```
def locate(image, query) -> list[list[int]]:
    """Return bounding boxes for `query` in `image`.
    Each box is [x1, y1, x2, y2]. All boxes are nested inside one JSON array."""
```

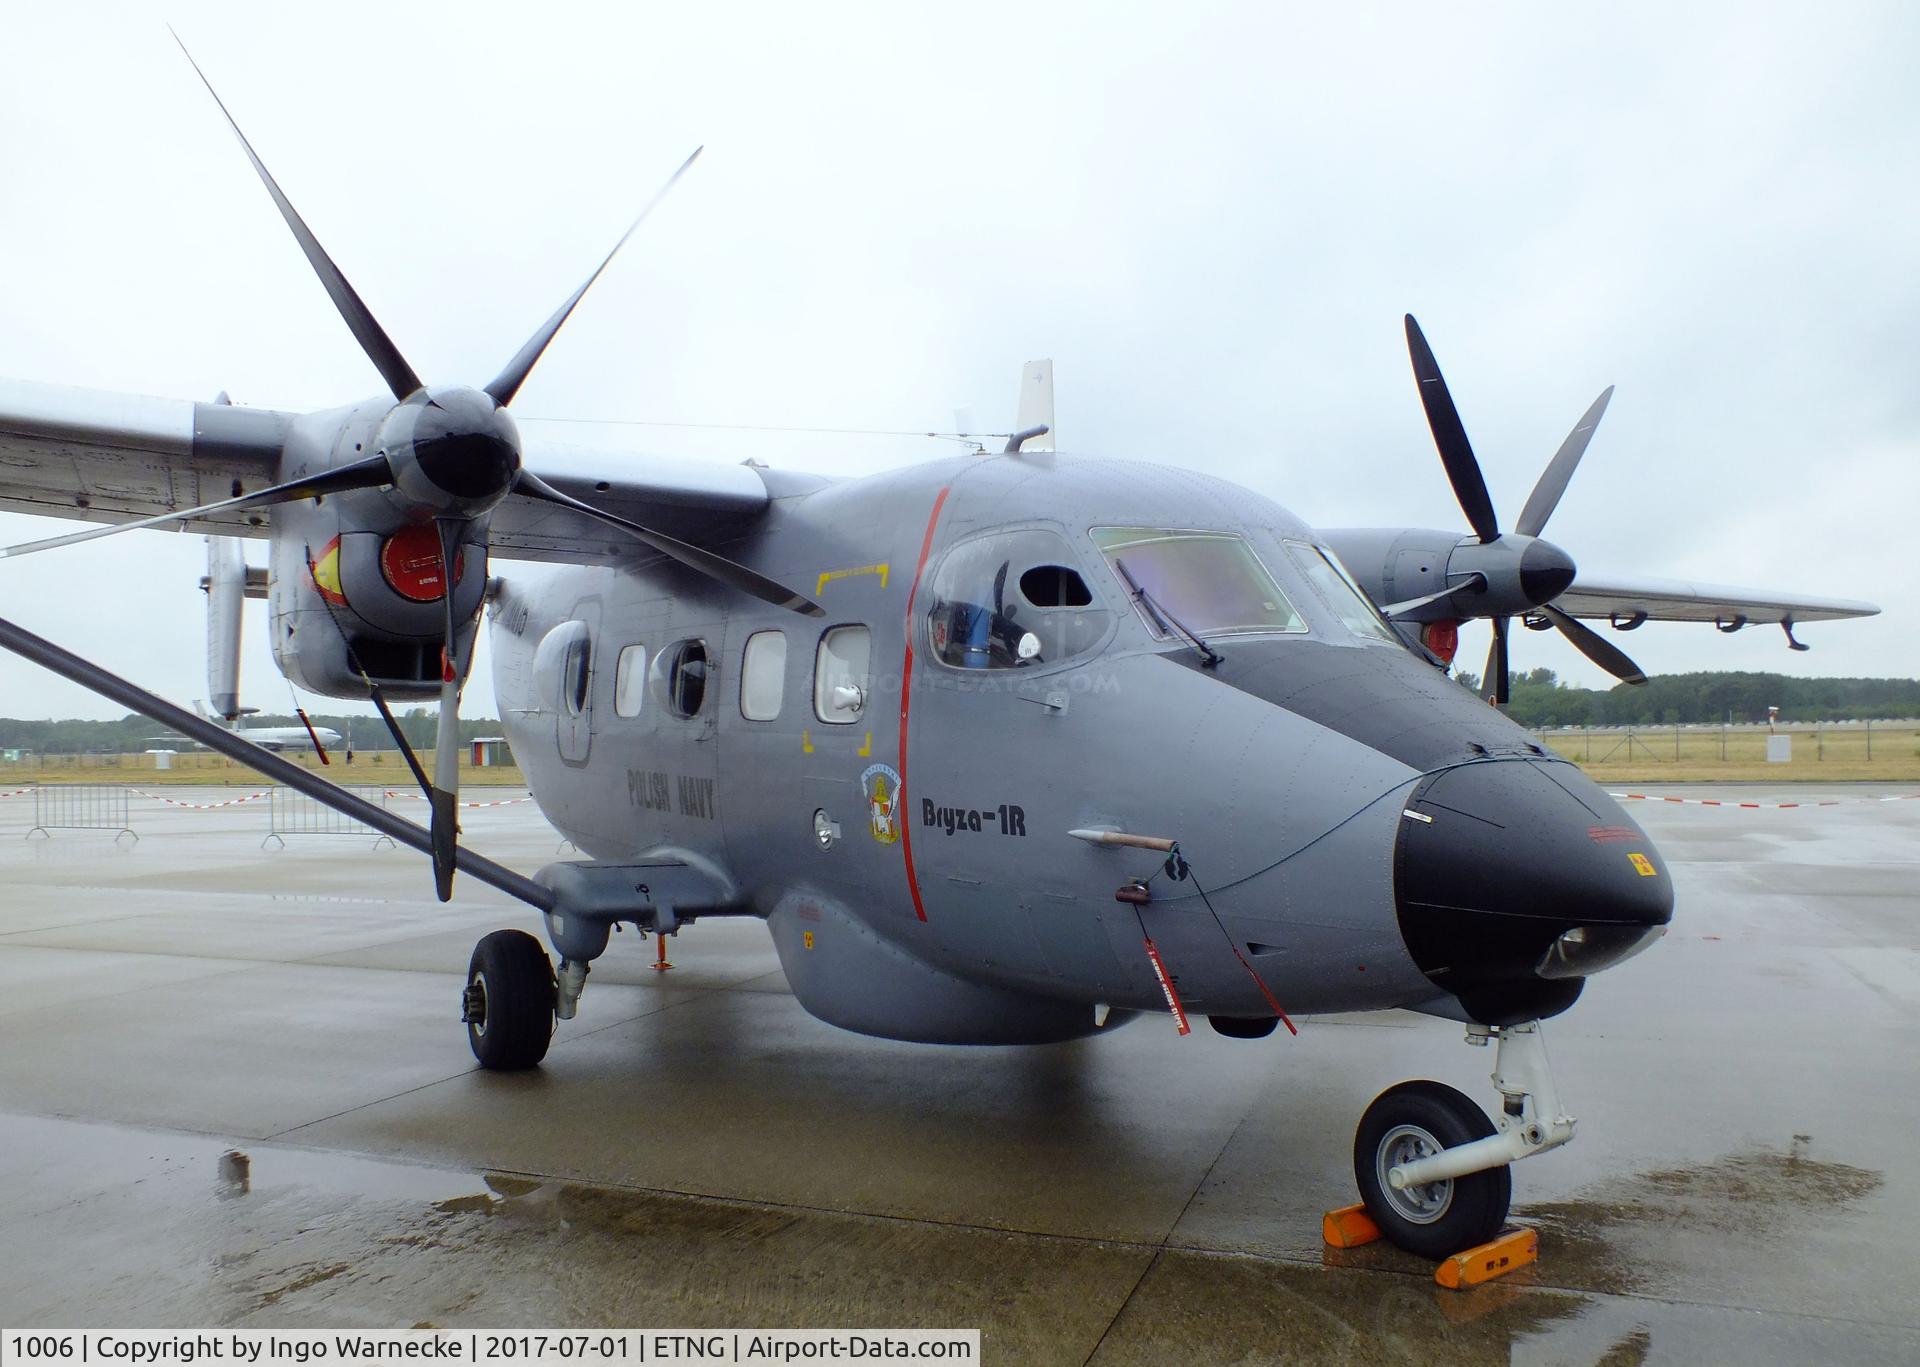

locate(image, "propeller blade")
[[1539, 604, 1647, 685], [514, 471, 824, 616], [484, 147, 704, 407], [0, 454, 393, 559], [428, 517, 470, 902], [171, 31, 424, 402], [1405, 315, 1499, 543], [1484, 614, 1511, 705], [1515, 387, 1614, 538], [1380, 573, 1487, 620]]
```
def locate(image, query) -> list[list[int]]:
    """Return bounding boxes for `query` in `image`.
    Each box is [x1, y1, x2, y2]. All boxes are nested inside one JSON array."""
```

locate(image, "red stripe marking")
[[1740, 802, 1761, 808], [896, 485, 952, 922], [1227, 944, 1298, 1036], [1143, 935, 1192, 1035]]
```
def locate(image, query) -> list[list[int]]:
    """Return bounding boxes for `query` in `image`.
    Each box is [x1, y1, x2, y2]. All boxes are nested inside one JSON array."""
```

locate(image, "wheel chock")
[[1321, 1203, 1382, 1249], [1434, 1227, 1537, 1290]]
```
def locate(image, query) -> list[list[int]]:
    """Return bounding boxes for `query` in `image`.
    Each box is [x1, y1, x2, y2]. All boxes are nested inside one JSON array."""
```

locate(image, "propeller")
[[3, 39, 823, 901], [1403, 315, 1641, 705]]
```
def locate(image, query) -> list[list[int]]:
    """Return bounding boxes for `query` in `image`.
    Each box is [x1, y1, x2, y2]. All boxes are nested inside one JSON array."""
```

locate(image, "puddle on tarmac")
[[2, 1113, 1909, 1363], [1517, 1134, 1884, 1296]]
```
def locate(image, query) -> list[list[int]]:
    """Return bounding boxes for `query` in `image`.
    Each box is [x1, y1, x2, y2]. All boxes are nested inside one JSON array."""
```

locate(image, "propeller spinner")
[[1400, 315, 1645, 705]]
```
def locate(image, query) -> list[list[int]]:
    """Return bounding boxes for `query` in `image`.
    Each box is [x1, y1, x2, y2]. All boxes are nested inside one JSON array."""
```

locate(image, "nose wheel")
[[462, 929, 557, 1070], [1354, 1080, 1511, 1258]]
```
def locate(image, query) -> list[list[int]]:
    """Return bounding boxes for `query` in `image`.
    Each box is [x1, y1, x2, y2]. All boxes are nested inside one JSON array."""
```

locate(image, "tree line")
[[1452, 670, 1920, 727], [0, 711, 506, 755]]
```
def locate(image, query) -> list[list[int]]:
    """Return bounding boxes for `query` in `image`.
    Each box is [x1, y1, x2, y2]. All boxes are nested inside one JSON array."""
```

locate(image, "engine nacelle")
[[268, 501, 487, 701]]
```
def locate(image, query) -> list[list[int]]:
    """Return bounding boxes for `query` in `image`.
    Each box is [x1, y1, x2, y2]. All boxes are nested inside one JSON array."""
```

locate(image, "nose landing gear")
[[1353, 1019, 1574, 1257]]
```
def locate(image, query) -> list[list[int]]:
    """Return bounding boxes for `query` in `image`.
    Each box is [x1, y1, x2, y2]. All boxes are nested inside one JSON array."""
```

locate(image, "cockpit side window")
[[927, 530, 1112, 670], [1286, 542, 1399, 642], [1091, 527, 1306, 638]]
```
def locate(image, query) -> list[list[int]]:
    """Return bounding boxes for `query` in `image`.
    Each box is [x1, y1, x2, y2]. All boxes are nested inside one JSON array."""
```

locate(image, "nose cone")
[[1519, 537, 1576, 605], [1395, 759, 1672, 1023]]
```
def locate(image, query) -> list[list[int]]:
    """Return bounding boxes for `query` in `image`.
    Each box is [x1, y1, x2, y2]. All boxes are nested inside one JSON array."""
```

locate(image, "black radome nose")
[[1394, 759, 1672, 1023]]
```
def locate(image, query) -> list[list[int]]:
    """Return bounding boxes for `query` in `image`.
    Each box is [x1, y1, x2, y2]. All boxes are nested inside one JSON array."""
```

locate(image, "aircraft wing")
[[0, 378, 771, 559], [0, 380, 290, 538], [1551, 573, 1880, 626]]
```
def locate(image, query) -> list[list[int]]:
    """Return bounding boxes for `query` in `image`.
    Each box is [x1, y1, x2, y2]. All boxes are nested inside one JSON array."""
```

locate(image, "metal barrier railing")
[[26, 784, 137, 843], [263, 784, 396, 850]]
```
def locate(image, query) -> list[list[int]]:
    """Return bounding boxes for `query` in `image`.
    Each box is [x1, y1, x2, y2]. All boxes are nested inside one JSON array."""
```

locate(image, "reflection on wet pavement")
[[2, 788, 1918, 1363]]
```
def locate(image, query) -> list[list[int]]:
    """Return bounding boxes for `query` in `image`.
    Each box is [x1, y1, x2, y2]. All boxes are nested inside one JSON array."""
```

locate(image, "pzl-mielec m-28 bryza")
[[0, 58, 1878, 1259]]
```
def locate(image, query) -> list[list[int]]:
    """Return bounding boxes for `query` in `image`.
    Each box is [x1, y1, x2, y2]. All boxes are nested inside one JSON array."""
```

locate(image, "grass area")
[[6, 729, 1918, 790], [1531, 725, 1920, 784], [4, 752, 526, 787]]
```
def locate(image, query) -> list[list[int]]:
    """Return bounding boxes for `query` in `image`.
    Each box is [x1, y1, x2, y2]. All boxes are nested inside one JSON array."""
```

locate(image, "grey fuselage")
[[491, 452, 1673, 1044]]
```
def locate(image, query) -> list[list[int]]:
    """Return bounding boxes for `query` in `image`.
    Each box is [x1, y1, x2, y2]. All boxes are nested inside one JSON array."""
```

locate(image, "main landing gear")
[[1352, 1020, 1575, 1258], [461, 929, 557, 1070]]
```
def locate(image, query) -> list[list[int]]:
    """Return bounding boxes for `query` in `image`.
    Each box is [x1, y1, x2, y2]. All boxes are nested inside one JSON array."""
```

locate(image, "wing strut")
[[0, 611, 555, 913]]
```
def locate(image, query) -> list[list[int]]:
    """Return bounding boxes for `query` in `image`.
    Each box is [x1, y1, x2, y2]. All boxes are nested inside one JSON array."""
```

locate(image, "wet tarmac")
[[1, 784, 1916, 1363]]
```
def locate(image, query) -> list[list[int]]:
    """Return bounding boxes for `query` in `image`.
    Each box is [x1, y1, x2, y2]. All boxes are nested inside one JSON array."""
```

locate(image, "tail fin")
[[1014, 360, 1055, 452]]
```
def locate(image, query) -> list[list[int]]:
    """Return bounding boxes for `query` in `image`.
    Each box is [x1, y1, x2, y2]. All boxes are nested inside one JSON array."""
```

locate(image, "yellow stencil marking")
[[801, 729, 815, 754], [816, 562, 891, 596], [857, 731, 872, 757], [1628, 852, 1656, 877], [803, 931, 815, 950]]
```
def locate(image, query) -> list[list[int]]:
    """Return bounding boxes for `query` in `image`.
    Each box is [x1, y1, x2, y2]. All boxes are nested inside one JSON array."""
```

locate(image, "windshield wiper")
[[1114, 558, 1223, 669]]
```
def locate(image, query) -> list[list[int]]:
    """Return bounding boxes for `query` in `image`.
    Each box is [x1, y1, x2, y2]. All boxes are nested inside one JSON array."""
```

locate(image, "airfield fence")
[[27, 784, 137, 843], [263, 784, 395, 850]]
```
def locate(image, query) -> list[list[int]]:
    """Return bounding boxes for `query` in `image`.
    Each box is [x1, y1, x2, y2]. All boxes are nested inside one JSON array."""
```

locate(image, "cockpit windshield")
[[1286, 542, 1399, 642], [1090, 528, 1305, 638]]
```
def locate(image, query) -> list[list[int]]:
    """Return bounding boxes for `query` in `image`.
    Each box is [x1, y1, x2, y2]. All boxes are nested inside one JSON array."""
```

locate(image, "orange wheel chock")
[[1434, 1227, 1538, 1290], [1321, 1203, 1383, 1249]]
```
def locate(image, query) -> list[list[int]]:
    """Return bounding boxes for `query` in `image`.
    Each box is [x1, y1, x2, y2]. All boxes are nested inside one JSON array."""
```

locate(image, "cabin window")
[[561, 635, 592, 717], [652, 639, 710, 719], [740, 630, 787, 721], [532, 620, 593, 716], [614, 644, 647, 717], [1286, 543, 1398, 642], [1091, 527, 1305, 638], [927, 530, 1112, 669], [814, 625, 871, 723]]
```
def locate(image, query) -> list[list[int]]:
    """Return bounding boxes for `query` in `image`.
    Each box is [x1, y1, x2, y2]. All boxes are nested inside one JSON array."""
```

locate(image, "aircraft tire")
[[465, 929, 556, 1070], [1353, 1080, 1510, 1259]]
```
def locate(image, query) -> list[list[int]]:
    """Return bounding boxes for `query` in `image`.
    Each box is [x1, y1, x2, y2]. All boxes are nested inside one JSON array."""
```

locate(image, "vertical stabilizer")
[[1014, 360, 1055, 451]]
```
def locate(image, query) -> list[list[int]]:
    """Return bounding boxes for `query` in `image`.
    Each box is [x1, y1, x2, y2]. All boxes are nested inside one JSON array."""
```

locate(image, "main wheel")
[[463, 930, 556, 1070], [1353, 1080, 1510, 1258]]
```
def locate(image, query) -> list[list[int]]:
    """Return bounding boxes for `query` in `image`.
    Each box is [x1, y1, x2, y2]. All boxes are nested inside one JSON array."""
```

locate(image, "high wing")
[[0, 378, 770, 561], [1550, 572, 1879, 626]]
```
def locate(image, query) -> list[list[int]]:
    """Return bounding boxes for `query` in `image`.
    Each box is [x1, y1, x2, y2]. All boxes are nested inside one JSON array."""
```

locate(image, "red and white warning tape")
[[383, 790, 534, 808], [1610, 791, 1920, 809], [128, 788, 271, 809], [0, 786, 34, 799]]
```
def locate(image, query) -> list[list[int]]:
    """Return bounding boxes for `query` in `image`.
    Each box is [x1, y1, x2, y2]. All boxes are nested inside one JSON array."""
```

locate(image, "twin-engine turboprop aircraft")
[[0, 49, 1879, 1257]]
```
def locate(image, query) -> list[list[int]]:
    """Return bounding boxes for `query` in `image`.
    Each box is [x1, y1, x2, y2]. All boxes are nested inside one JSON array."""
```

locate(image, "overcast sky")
[[2, 2, 1914, 720]]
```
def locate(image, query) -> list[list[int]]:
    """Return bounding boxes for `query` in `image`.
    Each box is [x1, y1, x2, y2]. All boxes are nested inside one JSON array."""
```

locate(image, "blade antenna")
[[485, 146, 704, 407], [170, 29, 423, 402]]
